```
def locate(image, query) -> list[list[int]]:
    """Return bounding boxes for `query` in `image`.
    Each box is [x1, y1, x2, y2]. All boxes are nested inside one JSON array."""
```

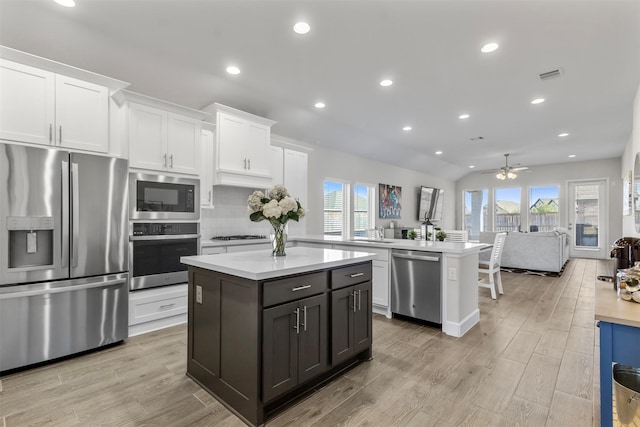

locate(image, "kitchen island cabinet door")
[[263, 300, 299, 402], [353, 282, 372, 354], [331, 286, 355, 364], [297, 293, 328, 384]]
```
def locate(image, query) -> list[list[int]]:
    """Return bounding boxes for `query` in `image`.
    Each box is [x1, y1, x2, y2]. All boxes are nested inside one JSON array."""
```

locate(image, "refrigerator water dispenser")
[[8, 216, 54, 268]]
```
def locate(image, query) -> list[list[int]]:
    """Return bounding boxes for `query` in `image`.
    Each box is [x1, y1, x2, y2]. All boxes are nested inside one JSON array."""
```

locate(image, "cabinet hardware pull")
[[159, 303, 175, 309], [358, 290, 362, 311], [163, 153, 167, 167], [208, 190, 212, 202], [49, 124, 53, 143], [291, 284, 311, 292], [247, 158, 251, 170], [169, 154, 174, 168], [353, 291, 357, 312], [294, 308, 300, 334], [349, 272, 364, 278], [302, 306, 307, 332], [244, 158, 247, 169], [59, 126, 62, 144]]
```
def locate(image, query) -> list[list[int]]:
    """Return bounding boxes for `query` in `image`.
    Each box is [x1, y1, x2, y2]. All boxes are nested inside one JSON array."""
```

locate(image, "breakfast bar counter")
[[595, 280, 640, 427], [180, 247, 374, 426]]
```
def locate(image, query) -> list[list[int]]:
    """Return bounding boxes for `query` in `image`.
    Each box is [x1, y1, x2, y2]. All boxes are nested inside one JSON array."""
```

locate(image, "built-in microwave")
[[129, 173, 200, 220]]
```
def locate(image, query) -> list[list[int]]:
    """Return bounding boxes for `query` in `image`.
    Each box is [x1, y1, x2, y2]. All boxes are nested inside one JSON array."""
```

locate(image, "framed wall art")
[[379, 183, 402, 219]]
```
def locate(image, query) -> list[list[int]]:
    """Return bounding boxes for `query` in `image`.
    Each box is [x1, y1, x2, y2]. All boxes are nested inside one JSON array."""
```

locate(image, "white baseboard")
[[442, 309, 480, 338]]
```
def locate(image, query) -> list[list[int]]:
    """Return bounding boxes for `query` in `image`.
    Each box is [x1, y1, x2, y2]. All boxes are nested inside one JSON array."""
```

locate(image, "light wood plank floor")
[[1, 258, 612, 426]]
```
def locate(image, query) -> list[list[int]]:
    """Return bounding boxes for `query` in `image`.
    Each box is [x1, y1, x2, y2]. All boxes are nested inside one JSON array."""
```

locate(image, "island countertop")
[[181, 246, 375, 281]]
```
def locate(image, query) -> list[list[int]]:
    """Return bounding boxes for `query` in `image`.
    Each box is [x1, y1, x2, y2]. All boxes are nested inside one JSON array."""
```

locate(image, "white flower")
[[262, 199, 283, 219], [247, 190, 264, 213], [279, 197, 297, 214], [268, 184, 289, 200], [297, 207, 306, 218]]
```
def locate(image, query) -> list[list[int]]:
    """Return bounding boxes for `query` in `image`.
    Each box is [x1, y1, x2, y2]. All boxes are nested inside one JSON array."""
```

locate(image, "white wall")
[[622, 83, 640, 237], [455, 158, 623, 246], [306, 146, 455, 235]]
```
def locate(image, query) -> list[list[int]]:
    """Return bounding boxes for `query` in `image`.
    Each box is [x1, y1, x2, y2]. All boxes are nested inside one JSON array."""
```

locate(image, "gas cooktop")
[[210, 235, 267, 241]]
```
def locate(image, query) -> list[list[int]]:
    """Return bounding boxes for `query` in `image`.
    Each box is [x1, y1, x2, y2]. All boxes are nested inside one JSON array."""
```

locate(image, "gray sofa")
[[479, 230, 570, 273]]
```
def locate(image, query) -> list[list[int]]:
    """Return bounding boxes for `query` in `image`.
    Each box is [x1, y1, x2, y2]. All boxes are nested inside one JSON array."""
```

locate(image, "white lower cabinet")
[[372, 260, 390, 308], [201, 246, 226, 255], [226, 243, 271, 253], [128, 284, 188, 336]]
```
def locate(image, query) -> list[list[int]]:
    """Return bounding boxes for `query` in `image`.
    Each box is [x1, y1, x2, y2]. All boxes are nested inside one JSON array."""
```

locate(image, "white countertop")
[[294, 235, 489, 255], [181, 247, 374, 281], [200, 234, 488, 254], [201, 238, 271, 248]]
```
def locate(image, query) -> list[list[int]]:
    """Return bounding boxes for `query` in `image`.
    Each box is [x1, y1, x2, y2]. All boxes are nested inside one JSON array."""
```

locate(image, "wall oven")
[[129, 222, 200, 291], [129, 173, 199, 220]]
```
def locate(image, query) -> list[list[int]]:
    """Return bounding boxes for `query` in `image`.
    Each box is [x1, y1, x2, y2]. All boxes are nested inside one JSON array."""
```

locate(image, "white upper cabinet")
[[0, 59, 109, 152], [206, 103, 276, 188], [270, 145, 284, 184], [200, 127, 215, 207], [283, 148, 308, 236], [116, 90, 209, 176]]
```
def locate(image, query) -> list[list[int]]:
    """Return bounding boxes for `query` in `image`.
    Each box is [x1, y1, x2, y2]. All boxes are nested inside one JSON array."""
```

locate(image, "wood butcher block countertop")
[[595, 280, 640, 328]]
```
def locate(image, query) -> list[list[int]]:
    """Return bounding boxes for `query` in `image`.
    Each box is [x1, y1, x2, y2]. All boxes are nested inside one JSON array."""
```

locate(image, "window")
[[528, 185, 559, 232], [464, 189, 488, 240], [495, 187, 521, 232], [323, 180, 347, 236], [353, 184, 375, 237]]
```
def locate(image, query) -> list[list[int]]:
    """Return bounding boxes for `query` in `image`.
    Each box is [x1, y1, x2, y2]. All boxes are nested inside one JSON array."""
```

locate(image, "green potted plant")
[[406, 230, 417, 240], [436, 230, 447, 241]]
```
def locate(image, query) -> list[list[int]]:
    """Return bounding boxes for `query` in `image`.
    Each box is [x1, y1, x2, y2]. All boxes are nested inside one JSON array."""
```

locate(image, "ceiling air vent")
[[539, 68, 563, 81]]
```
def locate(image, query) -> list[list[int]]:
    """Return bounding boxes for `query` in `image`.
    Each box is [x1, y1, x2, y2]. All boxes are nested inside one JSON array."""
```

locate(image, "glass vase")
[[270, 223, 288, 256]]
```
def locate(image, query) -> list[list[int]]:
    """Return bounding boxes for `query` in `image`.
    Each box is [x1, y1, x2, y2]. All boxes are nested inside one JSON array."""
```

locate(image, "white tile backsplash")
[[201, 186, 272, 238]]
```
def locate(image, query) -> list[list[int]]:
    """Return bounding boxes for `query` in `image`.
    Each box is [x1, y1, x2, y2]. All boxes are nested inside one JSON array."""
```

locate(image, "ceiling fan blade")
[[480, 169, 502, 174], [511, 166, 529, 171]]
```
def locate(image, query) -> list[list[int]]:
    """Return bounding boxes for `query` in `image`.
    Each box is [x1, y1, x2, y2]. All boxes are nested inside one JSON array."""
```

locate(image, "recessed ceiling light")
[[293, 22, 310, 34], [402, 126, 412, 131], [568, 154, 576, 158], [558, 133, 569, 137], [435, 151, 443, 155], [459, 114, 470, 119], [54, 0, 75, 6], [481, 42, 499, 53], [314, 102, 325, 109], [531, 98, 545, 105], [469, 165, 475, 169], [226, 66, 240, 75], [379, 79, 393, 87]]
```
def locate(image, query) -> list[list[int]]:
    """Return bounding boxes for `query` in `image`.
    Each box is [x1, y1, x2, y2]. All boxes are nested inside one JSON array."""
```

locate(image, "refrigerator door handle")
[[61, 160, 70, 268], [0, 277, 126, 300], [71, 162, 80, 268]]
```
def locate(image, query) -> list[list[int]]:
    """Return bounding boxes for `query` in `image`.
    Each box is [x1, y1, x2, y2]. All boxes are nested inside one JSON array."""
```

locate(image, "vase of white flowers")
[[248, 184, 305, 256]]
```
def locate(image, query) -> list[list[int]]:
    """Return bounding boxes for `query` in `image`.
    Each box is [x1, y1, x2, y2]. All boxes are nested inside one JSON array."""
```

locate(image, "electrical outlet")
[[448, 267, 457, 281], [196, 285, 203, 304]]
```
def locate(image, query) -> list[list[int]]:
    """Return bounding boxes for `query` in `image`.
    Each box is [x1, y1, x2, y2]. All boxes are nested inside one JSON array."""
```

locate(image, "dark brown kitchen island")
[[181, 247, 374, 426]]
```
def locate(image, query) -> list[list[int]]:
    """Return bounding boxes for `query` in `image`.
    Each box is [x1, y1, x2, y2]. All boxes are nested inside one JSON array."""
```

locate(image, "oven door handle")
[[129, 234, 201, 241]]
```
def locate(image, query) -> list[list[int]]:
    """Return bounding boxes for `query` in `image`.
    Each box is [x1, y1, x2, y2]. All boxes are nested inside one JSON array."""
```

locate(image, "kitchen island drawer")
[[331, 263, 372, 289], [263, 271, 328, 307]]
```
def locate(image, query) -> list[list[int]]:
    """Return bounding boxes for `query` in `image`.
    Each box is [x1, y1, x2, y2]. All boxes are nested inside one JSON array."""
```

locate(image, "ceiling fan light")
[[496, 172, 506, 180], [507, 171, 517, 179]]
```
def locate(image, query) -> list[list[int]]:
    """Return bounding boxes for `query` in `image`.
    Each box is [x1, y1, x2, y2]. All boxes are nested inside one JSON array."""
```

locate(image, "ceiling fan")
[[482, 154, 529, 180]]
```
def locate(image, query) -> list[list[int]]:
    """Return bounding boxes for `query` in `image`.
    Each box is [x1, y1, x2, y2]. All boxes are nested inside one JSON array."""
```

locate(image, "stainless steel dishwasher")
[[391, 250, 441, 324]]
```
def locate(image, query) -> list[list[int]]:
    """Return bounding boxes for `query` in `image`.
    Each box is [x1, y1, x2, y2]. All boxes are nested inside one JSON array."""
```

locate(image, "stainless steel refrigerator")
[[0, 142, 129, 372]]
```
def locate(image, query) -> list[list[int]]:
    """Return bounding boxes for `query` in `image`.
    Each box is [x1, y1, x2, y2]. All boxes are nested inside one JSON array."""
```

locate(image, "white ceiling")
[[1, 0, 639, 181]]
